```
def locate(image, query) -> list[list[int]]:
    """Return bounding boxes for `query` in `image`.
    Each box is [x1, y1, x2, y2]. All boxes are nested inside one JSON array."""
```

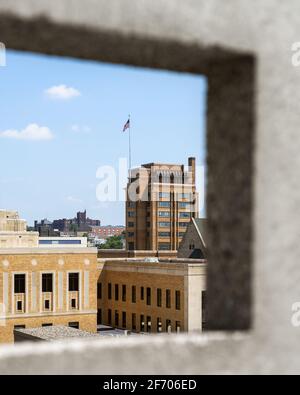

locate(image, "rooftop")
[[14, 325, 143, 342], [14, 326, 101, 341]]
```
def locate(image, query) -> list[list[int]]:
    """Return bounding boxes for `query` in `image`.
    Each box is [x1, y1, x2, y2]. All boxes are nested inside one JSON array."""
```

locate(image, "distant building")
[[0, 209, 39, 248], [97, 257, 206, 333], [178, 218, 207, 259], [90, 225, 125, 239], [126, 157, 199, 251], [34, 219, 59, 237], [77, 210, 101, 230], [35, 211, 101, 234]]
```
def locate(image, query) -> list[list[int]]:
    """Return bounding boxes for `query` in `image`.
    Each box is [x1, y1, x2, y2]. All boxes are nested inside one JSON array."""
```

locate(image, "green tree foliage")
[[99, 235, 124, 250]]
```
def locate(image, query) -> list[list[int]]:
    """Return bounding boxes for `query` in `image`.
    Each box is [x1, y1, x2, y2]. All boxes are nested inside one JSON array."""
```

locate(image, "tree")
[[99, 235, 123, 250]]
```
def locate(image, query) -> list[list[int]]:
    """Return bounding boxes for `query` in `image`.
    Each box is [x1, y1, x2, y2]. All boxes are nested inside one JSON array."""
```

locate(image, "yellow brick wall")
[[0, 251, 98, 344], [97, 263, 185, 333]]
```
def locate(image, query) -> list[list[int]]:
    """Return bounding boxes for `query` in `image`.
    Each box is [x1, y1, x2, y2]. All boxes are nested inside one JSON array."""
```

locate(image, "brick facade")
[[0, 250, 98, 343]]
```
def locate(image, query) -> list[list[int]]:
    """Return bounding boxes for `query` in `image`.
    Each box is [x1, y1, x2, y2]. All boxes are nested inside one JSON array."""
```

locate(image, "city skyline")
[[0, 50, 207, 226]]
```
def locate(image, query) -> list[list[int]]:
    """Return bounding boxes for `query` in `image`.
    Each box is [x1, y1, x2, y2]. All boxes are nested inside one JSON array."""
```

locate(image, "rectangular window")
[[17, 301, 23, 311], [14, 274, 25, 294], [115, 310, 119, 327], [108, 283, 112, 300], [122, 312, 126, 328], [71, 298, 76, 309], [157, 318, 162, 333], [166, 289, 171, 308], [14, 325, 25, 330], [115, 284, 119, 301], [166, 319, 172, 332], [42, 323, 53, 327], [158, 202, 171, 208], [122, 285, 126, 302], [69, 273, 79, 292], [132, 313, 136, 331], [179, 202, 190, 209], [158, 243, 171, 251], [177, 193, 192, 200], [157, 288, 162, 307], [159, 192, 170, 199], [147, 316, 151, 333], [146, 287, 151, 306], [179, 212, 191, 219], [128, 202, 135, 208], [97, 309, 102, 325], [128, 242, 135, 251], [42, 273, 53, 293], [175, 290, 181, 310], [44, 300, 50, 310], [68, 322, 79, 329], [158, 232, 171, 238], [132, 286, 136, 303], [159, 211, 170, 218], [177, 222, 189, 228], [128, 211, 135, 217], [97, 283, 102, 299], [108, 309, 112, 325], [159, 222, 170, 228], [140, 315, 145, 332], [128, 222, 135, 228], [141, 286, 144, 301], [128, 232, 135, 238]]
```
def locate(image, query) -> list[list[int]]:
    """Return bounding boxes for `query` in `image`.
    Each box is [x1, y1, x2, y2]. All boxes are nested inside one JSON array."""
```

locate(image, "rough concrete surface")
[[0, 0, 300, 374]]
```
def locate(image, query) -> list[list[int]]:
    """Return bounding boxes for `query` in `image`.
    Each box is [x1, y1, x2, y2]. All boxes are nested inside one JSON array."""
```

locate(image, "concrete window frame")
[[0, 1, 260, 374]]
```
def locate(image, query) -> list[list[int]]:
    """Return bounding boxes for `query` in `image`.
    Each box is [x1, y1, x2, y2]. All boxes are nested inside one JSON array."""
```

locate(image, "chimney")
[[188, 157, 196, 185]]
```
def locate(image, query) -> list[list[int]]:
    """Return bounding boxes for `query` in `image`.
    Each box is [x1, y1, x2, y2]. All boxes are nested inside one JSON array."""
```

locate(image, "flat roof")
[[14, 326, 100, 341], [14, 325, 143, 341]]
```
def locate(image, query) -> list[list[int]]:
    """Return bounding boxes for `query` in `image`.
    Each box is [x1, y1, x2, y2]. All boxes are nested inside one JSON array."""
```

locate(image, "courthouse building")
[[0, 210, 98, 344], [126, 158, 199, 251]]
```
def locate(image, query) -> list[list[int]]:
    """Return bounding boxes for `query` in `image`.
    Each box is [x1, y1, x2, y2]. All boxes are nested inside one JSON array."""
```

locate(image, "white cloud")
[[45, 84, 81, 100], [0, 124, 54, 141], [71, 124, 91, 133]]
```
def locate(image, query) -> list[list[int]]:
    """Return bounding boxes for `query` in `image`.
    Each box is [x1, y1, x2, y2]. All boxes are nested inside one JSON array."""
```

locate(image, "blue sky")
[[0, 50, 207, 226]]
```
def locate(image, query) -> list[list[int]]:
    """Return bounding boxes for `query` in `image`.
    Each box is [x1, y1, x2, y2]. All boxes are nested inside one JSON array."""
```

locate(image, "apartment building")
[[90, 225, 125, 239], [0, 210, 98, 344], [97, 257, 206, 333], [126, 157, 199, 251]]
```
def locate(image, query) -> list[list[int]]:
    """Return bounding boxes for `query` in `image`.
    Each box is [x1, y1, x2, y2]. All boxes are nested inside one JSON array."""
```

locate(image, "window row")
[[14, 272, 80, 294], [99, 309, 181, 333], [98, 283, 181, 310]]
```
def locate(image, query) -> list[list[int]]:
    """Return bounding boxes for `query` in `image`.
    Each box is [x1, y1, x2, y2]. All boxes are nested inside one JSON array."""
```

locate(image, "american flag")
[[123, 119, 130, 132]]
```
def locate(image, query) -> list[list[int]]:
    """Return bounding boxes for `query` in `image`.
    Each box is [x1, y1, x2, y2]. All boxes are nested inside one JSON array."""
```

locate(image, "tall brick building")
[[126, 158, 199, 251]]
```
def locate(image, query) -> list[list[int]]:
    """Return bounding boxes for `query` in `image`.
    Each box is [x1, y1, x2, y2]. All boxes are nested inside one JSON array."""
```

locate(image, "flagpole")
[[128, 114, 132, 178]]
